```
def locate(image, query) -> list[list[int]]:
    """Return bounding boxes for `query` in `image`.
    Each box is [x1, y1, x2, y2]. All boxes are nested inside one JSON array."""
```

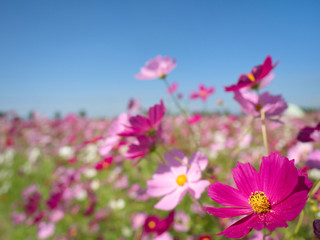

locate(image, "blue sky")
[[1, 0, 320, 117]]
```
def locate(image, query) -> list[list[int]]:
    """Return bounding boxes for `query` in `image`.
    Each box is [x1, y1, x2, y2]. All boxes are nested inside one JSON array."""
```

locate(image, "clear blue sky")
[[1, 0, 320, 117]]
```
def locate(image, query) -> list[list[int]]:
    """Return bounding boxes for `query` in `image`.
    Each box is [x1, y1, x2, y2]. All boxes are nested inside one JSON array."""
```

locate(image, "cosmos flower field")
[[1, 56, 320, 240]]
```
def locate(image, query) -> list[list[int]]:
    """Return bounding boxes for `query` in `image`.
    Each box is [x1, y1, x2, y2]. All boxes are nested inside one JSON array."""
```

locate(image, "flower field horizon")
[[1, 55, 320, 240]]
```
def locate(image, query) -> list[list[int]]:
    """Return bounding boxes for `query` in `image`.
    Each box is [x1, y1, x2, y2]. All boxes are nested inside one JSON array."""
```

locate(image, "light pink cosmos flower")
[[37, 222, 55, 239], [167, 82, 178, 94], [147, 149, 210, 211], [190, 84, 215, 102], [99, 113, 128, 157], [135, 55, 177, 80], [234, 91, 287, 120], [204, 152, 312, 239]]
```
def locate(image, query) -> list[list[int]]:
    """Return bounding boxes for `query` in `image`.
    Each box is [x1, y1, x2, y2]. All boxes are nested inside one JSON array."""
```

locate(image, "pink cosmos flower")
[[37, 222, 55, 239], [99, 113, 128, 157], [234, 91, 287, 120], [135, 55, 177, 80], [124, 135, 156, 160], [297, 122, 320, 142], [204, 152, 312, 239], [119, 100, 166, 137], [190, 84, 215, 102], [142, 211, 174, 240], [167, 82, 178, 94], [225, 55, 279, 92], [95, 156, 113, 170], [188, 114, 202, 125], [127, 98, 141, 113], [147, 149, 210, 210], [307, 150, 320, 169]]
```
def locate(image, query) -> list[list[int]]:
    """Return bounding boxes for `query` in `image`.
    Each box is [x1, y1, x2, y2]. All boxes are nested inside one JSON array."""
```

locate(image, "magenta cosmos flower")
[[204, 152, 312, 239], [147, 149, 210, 210], [135, 55, 177, 80], [297, 122, 320, 143], [190, 84, 215, 102], [119, 100, 166, 137], [225, 55, 278, 92], [234, 91, 287, 120]]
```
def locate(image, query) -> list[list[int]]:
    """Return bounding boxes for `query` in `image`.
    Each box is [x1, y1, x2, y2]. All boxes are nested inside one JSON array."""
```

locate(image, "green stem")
[[294, 210, 304, 235], [260, 107, 269, 156], [162, 78, 199, 149]]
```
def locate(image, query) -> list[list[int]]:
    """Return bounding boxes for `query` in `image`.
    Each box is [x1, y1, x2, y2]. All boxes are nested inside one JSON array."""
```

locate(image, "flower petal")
[[259, 153, 298, 204], [154, 186, 188, 211], [217, 214, 256, 238], [188, 180, 210, 199], [271, 174, 311, 221], [204, 206, 252, 218], [164, 149, 188, 176], [207, 182, 250, 208], [187, 152, 208, 181], [147, 179, 176, 197]]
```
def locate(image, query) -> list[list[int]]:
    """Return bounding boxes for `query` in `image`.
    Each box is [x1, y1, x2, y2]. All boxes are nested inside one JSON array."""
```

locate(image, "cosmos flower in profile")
[[135, 55, 177, 80], [204, 152, 312, 239], [233, 91, 287, 120], [119, 100, 166, 137], [225, 55, 278, 92], [190, 84, 215, 102], [147, 149, 210, 211]]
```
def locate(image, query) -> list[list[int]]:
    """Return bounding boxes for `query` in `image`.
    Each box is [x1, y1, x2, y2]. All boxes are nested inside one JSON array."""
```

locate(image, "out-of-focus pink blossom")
[[188, 114, 202, 125], [190, 84, 215, 102], [99, 113, 129, 157], [37, 222, 55, 239], [95, 156, 113, 170], [11, 212, 26, 226], [119, 101, 166, 137], [307, 150, 320, 169], [135, 56, 177, 80], [173, 211, 190, 232], [225, 56, 278, 92], [287, 142, 313, 165], [167, 82, 178, 94], [297, 122, 320, 142], [125, 135, 156, 160], [128, 98, 141, 113], [234, 91, 287, 120], [147, 149, 209, 210]]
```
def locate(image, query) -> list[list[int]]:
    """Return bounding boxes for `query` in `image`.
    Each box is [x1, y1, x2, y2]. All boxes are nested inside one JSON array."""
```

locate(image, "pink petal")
[[231, 162, 260, 197], [165, 149, 188, 176], [187, 152, 208, 181], [259, 153, 298, 205], [147, 179, 177, 197], [148, 100, 166, 127], [188, 180, 210, 199], [154, 232, 173, 240], [204, 206, 252, 218], [218, 214, 256, 238], [207, 182, 250, 208], [154, 186, 188, 211]]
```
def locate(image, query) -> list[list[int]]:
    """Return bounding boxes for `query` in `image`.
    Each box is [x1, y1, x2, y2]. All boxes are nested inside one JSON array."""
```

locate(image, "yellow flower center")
[[102, 161, 110, 169], [248, 73, 256, 82], [176, 174, 187, 186], [248, 191, 270, 213], [200, 90, 207, 97], [202, 238, 210, 240], [148, 220, 156, 229]]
